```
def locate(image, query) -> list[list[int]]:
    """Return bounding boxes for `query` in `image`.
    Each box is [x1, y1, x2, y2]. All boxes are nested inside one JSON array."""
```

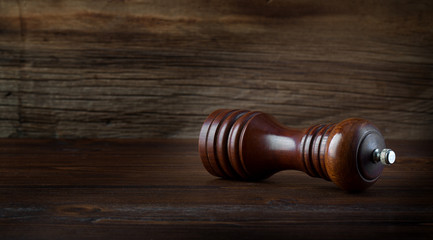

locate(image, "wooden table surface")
[[1, 139, 432, 239]]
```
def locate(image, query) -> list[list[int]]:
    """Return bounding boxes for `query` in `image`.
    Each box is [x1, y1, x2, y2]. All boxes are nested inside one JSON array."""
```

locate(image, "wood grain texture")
[[0, 0, 432, 139], [0, 139, 432, 240]]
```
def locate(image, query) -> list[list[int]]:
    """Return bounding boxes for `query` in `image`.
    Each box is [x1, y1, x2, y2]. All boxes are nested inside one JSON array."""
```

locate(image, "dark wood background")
[[1, 0, 432, 139]]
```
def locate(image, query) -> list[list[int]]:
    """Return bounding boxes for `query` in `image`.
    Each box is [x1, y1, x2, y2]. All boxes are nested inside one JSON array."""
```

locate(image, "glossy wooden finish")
[[199, 109, 391, 191], [1, 139, 432, 240]]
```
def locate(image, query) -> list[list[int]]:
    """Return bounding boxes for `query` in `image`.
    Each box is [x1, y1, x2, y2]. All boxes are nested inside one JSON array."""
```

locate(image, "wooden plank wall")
[[0, 0, 432, 139]]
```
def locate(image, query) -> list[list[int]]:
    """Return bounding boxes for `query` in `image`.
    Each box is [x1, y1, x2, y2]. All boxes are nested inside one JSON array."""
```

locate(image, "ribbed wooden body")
[[199, 109, 390, 192]]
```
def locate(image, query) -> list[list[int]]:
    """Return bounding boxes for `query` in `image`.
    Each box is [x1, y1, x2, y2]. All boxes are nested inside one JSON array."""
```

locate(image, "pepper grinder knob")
[[373, 149, 396, 165]]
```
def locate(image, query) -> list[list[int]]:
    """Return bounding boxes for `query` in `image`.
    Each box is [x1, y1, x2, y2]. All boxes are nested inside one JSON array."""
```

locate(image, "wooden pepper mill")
[[199, 109, 396, 192]]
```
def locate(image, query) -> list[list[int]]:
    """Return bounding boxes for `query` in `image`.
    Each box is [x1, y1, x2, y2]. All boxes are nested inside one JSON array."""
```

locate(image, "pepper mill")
[[198, 109, 396, 192]]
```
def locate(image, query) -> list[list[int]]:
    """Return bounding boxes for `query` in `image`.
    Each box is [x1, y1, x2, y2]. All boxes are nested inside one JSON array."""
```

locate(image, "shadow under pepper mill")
[[198, 109, 396, 192]]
